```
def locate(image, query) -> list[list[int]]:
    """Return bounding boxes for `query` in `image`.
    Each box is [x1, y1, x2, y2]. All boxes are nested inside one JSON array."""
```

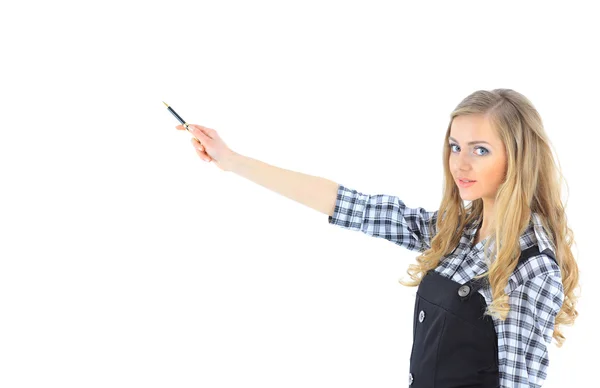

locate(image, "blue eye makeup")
[[449, 143, 489, 156]]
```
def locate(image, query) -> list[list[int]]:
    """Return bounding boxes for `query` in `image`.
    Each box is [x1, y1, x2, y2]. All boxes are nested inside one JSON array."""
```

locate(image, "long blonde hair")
[[399, 88, 579, 347]]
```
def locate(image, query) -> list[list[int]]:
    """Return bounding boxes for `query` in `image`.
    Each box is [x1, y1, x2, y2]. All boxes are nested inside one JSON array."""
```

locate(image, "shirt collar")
[[468, 212, 556, 262], [527, 212, 557, 256]]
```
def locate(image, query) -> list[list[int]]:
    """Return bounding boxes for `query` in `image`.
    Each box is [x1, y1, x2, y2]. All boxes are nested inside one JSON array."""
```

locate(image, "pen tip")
[[162, 101, 169, 107]]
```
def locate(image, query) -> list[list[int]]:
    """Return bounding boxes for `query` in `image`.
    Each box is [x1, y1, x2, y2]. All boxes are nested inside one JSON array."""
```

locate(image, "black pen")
[[163, 101, 193, 133]]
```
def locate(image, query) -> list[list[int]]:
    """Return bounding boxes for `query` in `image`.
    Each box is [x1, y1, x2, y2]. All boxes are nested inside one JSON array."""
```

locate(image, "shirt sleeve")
[[494, 273, 564, 387], [327, 183, 438, 252]]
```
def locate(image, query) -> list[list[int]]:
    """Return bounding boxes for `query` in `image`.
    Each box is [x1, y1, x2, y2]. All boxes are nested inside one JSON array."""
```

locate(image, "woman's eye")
[[475, 147, 489, 156], [449, 143, 489, 156]]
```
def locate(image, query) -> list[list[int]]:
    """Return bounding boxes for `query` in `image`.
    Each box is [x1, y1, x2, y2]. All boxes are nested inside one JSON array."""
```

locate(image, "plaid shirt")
[[328, 184, 564, 388]]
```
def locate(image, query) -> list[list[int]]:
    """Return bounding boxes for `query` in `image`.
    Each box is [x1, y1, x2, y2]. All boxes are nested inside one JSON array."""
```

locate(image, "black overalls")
[[407, 244, 557, 387]]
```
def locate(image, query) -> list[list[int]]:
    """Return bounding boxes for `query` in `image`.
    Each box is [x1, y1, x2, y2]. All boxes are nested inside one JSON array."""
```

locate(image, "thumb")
[[188, 125, 209, 140], [192, 124, 217, 138]]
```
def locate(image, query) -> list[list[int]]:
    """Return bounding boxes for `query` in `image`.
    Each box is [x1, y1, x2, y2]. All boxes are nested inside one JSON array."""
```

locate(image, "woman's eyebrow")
[[449, 136, 492, 146]]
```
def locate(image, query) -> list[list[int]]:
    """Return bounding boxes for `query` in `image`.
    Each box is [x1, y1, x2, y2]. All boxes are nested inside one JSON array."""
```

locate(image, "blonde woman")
[[177, 88, 579, 388]]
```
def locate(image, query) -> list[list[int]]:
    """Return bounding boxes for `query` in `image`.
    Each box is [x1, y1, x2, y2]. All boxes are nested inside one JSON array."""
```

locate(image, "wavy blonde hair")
[[399, 88, 579, 347]]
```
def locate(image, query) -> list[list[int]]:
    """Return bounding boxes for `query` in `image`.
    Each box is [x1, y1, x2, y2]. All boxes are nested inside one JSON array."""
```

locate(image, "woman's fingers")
[[195, 147, 212, 162], [191, 138, 212, 162], [175, 124, 216, 163]]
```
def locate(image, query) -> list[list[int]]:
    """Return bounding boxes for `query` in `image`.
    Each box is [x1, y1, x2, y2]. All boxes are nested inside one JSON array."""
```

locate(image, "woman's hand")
[[176, 124, 235, 171]]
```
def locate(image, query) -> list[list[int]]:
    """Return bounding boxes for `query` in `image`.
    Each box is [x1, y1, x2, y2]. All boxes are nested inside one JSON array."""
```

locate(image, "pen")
[[163, 101, 193, 134]]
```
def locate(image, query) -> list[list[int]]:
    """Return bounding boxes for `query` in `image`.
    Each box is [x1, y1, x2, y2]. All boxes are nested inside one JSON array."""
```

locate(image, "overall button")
[[418, 310, 425, 322], [408, 372, 413, 385], [458, 285, 471, 297]]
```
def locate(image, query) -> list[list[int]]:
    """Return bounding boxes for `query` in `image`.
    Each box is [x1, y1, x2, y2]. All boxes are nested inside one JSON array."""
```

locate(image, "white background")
[[1, 1, 597, 387]]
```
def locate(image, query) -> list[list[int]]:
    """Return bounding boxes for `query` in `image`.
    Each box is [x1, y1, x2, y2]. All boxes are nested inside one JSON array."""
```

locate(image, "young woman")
[[177, 88, 579, 387]]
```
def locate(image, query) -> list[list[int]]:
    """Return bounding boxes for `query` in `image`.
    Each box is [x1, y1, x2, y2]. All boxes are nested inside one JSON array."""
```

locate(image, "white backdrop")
[[1, 1, 596, 387]]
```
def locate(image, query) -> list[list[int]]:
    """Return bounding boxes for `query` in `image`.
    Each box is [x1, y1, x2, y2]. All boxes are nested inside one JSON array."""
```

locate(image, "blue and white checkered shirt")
[[327, 184, 564, 388]]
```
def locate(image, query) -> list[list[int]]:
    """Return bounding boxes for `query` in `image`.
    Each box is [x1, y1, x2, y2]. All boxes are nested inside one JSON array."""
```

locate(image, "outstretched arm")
[[227, 152, 340, 217], [328, 184, 438, 252]]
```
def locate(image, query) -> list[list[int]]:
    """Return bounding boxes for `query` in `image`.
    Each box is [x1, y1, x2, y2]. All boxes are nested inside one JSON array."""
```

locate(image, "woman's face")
[[448, 114, 507, 202]]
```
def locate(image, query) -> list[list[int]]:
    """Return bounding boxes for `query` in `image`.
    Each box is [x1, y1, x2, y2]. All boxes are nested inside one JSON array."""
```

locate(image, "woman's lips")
[[458, 179, 477, 188]]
